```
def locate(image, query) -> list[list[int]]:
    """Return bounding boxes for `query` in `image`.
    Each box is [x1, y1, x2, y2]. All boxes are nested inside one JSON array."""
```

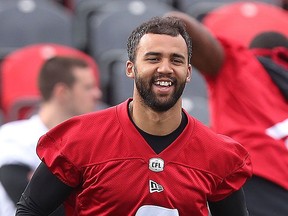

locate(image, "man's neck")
[[38, 103, 72, 129], [129, 99, 183, 136]]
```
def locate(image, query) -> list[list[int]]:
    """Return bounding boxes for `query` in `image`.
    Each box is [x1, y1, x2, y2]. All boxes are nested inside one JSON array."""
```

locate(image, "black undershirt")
[[135, 111, 187, 154]]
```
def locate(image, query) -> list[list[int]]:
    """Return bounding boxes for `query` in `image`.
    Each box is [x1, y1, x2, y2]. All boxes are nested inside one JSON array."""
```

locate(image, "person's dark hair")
[[38, 56, 89, 101], [127, 16, 192, 63], [249, 31, 288, 49]]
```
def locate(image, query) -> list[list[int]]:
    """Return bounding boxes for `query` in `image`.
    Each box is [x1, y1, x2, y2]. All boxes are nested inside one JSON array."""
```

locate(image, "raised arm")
[[166, 11, 225, 77]]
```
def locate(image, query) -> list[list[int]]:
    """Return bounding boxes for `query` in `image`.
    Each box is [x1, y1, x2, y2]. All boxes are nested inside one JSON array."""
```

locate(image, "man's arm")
[[208, 188, 249, 216], [16, 162, 73, 215], [166, 11, 224, 77]]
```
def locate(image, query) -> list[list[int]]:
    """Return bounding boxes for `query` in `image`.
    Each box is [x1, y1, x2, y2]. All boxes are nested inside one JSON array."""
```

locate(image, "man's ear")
[[53, 83, 67, 98], [126, 60, 135, 78], [186, 64, 192, 82]]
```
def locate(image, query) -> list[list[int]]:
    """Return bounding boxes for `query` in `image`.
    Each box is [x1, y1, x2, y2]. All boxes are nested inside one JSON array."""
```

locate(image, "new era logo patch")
[[149, 180, 164, 193]]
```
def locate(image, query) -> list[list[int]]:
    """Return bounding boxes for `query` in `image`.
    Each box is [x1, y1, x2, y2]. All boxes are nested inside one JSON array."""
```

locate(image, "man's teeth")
[[156, 81, 172, 86]]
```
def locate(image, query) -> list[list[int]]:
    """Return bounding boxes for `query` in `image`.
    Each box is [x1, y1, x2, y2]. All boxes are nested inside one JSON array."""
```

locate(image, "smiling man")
[[16, 16, 252, 216], [128, 33, 189, 113]]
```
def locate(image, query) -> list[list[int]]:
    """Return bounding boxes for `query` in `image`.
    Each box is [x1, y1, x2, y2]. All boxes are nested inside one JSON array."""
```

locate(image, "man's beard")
[[134, 67, 186, 112]]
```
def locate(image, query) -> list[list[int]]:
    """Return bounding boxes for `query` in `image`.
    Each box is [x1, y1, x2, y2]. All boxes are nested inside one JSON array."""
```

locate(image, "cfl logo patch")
[[149, 158, 164, 172]]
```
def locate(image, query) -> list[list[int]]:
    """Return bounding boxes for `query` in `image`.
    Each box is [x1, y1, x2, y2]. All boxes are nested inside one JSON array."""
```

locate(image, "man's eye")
[[172, 59, 183, 64], [147, 58, 159, 62]]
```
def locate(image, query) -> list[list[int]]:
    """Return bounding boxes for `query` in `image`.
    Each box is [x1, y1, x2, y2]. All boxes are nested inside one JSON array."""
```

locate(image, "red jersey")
[[205, 37, 288, 189], [37, 99, 251, 216]]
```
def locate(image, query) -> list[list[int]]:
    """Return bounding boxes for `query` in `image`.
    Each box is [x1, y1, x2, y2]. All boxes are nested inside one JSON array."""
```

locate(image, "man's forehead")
[[137, 33, 188, 56]]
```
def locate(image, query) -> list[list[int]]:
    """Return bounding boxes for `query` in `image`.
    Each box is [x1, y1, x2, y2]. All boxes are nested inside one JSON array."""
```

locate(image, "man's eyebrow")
[[144, 52, 185, 60], [144, 52, 161, 57]]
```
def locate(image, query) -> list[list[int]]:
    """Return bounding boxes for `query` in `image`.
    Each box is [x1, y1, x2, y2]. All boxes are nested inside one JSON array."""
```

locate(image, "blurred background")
[[0, 0, 287, 126]]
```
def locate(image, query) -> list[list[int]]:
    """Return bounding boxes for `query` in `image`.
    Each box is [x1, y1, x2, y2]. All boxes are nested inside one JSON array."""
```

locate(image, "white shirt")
[[0, 115, 48, 216]]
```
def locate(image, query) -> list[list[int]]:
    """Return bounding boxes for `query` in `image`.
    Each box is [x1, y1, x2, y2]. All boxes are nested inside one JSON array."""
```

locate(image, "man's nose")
[[157, 59, 173, 74]]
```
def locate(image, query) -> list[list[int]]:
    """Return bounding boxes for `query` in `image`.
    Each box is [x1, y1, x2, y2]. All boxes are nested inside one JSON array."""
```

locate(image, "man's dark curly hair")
[[127, 16, 192, 64]]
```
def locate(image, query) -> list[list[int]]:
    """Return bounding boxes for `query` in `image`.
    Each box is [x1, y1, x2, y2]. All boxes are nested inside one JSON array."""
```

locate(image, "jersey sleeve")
[[36, 117, 83, 187], [210, 155, 251, 202], [208, 135, 253, 202]]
